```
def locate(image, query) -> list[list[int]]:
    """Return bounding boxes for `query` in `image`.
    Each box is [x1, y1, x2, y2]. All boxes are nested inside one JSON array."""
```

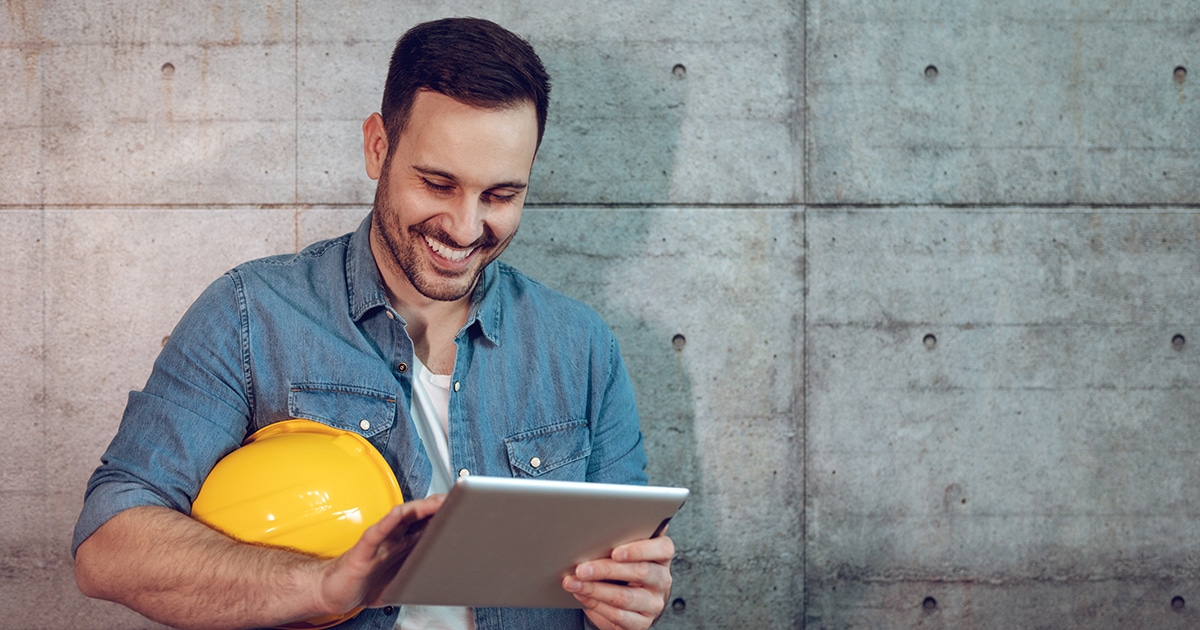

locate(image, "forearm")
[[75, 505, 333, 630]]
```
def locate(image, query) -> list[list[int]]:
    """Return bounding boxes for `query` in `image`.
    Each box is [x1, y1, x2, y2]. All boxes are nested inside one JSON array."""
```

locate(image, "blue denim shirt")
[[73, 215, 648, 630]]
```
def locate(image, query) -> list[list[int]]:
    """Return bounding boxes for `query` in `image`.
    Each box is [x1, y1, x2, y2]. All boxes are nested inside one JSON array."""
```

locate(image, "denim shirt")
[[73, 215, 648, 630]]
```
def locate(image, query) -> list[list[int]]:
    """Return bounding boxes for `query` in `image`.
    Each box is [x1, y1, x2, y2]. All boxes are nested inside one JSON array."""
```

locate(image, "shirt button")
[[453, 381, 461, 392], [458, 468, 471, 478], [383, 606, 395, 615], [530, 457, 542, 469], [386, 311, 395, 320], [359, 419, 371, 431], [397, 362, 409, 373]]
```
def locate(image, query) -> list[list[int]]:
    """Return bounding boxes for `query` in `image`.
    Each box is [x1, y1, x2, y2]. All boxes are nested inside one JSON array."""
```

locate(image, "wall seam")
[[800, 0, 810, 626]]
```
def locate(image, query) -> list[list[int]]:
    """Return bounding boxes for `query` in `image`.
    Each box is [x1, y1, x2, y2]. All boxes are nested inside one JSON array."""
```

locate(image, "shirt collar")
[[345, 214, 390, 322], [467, 262, 503, 346], [345, 212, 503, 346]]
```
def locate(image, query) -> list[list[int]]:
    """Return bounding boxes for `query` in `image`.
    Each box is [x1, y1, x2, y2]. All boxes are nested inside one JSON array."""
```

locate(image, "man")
[[72, 17, 674, 630]]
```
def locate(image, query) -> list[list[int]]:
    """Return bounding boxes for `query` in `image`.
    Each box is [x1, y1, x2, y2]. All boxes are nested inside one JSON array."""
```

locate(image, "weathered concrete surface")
[[807, 579, 1198, 629], [5, 3, 297, 206], [806, 209, 1200, 627], [4, 0, 1200, 629], [807, 1, 1200, 205]]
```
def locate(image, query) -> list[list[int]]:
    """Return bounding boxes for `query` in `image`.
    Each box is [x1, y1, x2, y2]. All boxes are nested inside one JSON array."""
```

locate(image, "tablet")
[[379, 476, 689, 608]]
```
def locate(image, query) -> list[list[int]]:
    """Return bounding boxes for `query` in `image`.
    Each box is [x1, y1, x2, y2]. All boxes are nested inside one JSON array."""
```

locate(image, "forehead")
[[396, 91, 539, 185]]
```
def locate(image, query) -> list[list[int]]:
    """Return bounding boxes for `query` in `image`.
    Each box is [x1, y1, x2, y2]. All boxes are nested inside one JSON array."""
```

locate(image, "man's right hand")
[[75, 495, 446, 630]]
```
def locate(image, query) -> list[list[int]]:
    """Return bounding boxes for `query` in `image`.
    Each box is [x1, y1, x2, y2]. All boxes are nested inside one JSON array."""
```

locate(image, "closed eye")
[[484, 190, 521, 204], [422, 178, 453, 194]]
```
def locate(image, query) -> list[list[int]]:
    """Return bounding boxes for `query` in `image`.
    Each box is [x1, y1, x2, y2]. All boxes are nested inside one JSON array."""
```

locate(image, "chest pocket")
[[504, 419, 592, 480], [287, 383, 397, 440]]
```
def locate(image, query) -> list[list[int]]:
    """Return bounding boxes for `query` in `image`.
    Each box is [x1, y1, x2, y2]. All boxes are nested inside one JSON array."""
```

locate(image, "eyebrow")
[[412, 165, 528, 191]]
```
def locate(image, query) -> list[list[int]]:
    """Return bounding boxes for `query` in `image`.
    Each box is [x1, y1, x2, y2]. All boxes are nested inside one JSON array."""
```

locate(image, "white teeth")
[[425, 235, 473, 262]]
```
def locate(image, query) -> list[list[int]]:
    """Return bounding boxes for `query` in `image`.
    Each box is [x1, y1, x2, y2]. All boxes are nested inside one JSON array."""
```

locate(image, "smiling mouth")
[[424, 235, 475, 262]]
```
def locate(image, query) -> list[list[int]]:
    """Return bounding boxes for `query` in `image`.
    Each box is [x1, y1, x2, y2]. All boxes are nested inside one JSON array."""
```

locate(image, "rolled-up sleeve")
[[72, 274, 252, 555]]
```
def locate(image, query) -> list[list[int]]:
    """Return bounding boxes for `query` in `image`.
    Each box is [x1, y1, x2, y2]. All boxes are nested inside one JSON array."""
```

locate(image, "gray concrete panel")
[[501, 207, 805, 628], [25, 1, 293, 45], [39, 43, 296, 205], [806, 579, 1198, 629], [1, 48, 43, 205], [296, 205, 369, 246], [4, 3, 297, 206], [0, 211, 47, 555], [535, 37, 801, 205], [296, 39, 385, 205], [293, 1, 803, 206], [807, 1, 1200, 204], [806, 209, 1200, 624]]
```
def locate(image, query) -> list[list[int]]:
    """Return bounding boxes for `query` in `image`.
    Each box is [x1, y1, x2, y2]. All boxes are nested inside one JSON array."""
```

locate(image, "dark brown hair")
[[380, 17, 551, 152]]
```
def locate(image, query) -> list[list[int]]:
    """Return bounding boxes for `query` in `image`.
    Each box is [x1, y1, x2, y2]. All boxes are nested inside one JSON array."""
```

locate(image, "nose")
[[442, 195, 487, 247]]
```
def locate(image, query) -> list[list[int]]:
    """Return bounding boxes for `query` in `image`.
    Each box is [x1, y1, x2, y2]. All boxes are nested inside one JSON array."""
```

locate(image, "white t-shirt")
[[395, 357, 475, 630]]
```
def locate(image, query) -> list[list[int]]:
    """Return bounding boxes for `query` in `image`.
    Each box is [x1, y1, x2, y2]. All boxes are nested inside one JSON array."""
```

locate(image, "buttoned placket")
[[373, 304, 431, 502]]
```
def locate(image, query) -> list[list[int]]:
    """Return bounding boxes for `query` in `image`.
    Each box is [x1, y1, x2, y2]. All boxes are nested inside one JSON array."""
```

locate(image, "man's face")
[[369, 90, 538, 304]]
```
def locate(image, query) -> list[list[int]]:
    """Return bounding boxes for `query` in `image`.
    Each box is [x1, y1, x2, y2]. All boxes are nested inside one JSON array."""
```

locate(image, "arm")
[[75, 497, 444, 630]]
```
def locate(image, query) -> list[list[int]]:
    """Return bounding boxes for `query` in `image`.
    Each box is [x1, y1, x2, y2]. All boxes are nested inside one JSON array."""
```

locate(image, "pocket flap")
[[504, 419, 592, 477], [287, 383, 397, 439]]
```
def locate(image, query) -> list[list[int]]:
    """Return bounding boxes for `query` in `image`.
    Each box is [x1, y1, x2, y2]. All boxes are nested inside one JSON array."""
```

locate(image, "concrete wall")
[[1, 1, 1196, 628]]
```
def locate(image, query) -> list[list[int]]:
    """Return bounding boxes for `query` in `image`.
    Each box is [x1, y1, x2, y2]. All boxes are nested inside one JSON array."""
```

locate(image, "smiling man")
[[72, 17, 673, 630]]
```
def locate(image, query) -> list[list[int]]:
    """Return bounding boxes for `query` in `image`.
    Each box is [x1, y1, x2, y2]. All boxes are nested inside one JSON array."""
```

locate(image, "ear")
[[362, 113, 389, 181]]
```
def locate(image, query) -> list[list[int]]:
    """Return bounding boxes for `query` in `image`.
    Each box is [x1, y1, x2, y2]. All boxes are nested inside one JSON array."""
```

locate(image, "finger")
[[579, 598, 653, 630], [574, 558, 670, 590], [359, 496, 447, 604], [611, 534, 675, 563], [346, 496, 445, 565], [379, 495, 446, 545], [565, 578, 659, 629]]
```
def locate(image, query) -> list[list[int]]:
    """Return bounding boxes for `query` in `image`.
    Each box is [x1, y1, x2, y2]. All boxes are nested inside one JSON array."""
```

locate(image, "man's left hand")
[[562, 534, 675, 630]]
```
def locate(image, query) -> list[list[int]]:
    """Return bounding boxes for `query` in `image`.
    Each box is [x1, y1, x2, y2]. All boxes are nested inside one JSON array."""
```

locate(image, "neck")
[[394, 303, 465, 376], [370, 234, 470, 375]]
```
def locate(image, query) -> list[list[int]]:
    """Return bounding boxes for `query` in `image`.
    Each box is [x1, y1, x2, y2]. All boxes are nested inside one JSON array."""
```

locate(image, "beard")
[[371, 165, 515, 303]]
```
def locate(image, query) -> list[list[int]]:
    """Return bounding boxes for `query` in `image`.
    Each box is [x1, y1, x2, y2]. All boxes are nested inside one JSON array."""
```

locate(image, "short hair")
[[380, 17, 551, 152]]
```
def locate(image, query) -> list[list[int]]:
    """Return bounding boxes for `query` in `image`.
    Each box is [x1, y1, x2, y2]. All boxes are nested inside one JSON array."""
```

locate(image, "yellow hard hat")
[[192, 419, 404, 629]]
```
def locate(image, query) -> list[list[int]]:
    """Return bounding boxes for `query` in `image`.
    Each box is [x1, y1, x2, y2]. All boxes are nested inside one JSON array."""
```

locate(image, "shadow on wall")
[[501, 43, 718, 627]]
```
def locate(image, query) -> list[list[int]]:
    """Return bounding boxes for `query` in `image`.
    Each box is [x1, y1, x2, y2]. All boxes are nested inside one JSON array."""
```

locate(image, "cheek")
[[490, 208, 523, 239], [383, 188, 429, 225]]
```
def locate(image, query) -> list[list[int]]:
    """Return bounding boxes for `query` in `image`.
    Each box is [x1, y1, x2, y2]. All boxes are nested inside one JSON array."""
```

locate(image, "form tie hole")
[[1172, 334, 1186, 351], [923, 334, 938, 350], [1175, 66, 1187, 84], [672, 334, 687, 351], [1172, 596, 1185, 610], [672, 64, 687, 79], [671, 597, 686, 612], [924, 65, 939, 79], [923, 596, 938, 611], [161, 62, 175, 78]]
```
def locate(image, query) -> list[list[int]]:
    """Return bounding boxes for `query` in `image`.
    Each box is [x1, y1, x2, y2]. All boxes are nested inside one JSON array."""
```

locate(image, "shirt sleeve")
[[72, 273, 252, 555]]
